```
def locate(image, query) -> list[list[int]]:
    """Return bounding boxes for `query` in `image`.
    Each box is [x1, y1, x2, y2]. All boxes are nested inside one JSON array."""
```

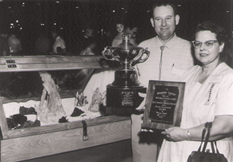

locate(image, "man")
[[8, 33, 22, 55], [52, 31, 66, 53], [131, 2, 194, 162], [0, 31, 9, 56], [75, 28, 94, 55]]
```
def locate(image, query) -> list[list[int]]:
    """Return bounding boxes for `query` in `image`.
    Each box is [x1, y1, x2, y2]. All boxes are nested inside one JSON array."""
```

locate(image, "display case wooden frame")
[[0, 55, 131, 162]]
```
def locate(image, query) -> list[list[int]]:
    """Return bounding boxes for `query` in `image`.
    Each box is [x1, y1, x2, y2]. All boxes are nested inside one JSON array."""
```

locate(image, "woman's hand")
[[161, 116, 233, 142], [161, 127, 187, 142]]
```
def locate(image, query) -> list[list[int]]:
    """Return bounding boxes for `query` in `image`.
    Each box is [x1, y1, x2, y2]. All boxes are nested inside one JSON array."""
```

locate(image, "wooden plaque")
[[141, 80, 185, 130]]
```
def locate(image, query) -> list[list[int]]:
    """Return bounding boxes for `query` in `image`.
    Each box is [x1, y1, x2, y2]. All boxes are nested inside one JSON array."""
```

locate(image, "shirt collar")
[[208, 62, 228, 83], [155, 33, 178, 50]]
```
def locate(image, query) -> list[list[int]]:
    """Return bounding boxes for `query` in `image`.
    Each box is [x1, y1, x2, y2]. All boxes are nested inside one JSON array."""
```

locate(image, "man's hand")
[[136, 92, 146, 110]]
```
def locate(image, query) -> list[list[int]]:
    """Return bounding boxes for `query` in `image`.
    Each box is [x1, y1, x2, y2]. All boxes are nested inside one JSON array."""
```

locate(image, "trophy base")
[[106, 84, 146, 116]]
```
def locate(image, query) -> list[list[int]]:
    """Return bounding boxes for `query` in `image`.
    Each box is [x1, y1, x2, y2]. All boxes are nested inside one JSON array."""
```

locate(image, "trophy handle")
[[132, 48, 150, 66], [102, 47, 120, 62]]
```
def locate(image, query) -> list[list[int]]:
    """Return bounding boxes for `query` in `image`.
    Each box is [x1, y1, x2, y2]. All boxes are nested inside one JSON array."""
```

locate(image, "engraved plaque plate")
[[121, 91, 134, 106], [141, 80, 185, 130]]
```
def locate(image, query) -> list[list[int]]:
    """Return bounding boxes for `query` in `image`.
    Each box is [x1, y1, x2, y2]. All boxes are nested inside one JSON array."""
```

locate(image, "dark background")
[[0, 0, 232, 55]]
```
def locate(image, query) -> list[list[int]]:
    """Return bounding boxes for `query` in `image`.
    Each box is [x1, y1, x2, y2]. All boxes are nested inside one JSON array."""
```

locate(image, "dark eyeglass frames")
[[192, 40, 218, 49]]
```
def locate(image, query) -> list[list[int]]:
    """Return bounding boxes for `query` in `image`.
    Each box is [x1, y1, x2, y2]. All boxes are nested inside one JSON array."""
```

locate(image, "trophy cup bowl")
[[102, 35, 150, 116]]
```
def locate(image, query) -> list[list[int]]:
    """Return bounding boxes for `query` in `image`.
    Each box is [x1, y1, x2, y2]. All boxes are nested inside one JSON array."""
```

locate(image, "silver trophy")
[[102, 35, 150, 115]]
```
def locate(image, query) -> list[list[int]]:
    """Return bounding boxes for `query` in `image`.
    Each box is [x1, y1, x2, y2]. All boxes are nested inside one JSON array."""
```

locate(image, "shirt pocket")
[[171, 64, 185, 76]]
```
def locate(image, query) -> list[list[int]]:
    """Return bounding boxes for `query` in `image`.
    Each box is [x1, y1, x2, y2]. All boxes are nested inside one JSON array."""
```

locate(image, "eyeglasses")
[[192, 40, 218, 49]]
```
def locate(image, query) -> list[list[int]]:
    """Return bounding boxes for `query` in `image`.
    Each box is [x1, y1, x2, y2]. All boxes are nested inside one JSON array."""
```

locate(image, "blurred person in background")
[[52, 30, 66, 54], [8, 31, 22, 55], [75, 28, 94, 55], [112, 22, 125, 47]]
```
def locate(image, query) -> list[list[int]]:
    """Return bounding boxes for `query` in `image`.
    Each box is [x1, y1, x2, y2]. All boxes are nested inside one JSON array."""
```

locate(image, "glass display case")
[[0, 55, 130, 162]]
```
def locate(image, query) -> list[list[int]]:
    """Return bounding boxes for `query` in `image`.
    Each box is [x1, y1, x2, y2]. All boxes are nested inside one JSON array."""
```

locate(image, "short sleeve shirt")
[[137, 34, 193, 87]]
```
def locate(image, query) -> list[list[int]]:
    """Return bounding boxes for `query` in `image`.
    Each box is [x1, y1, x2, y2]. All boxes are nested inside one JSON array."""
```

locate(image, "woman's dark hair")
[[195, 21, 226, 45], [194, 21, 232, 64]]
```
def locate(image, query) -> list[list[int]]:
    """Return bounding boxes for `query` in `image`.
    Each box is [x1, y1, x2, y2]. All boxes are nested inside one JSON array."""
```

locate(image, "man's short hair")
[[151, 1, 178, 17]]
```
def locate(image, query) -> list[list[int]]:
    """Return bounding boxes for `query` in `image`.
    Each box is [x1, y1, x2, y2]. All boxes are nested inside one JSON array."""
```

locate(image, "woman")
[[157, 21, 233, 161], [112, 22, 125, 47]]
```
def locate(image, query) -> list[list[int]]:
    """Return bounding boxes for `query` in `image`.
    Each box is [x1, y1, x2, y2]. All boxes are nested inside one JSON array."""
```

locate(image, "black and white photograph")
[[0, 0, 232, 161]]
